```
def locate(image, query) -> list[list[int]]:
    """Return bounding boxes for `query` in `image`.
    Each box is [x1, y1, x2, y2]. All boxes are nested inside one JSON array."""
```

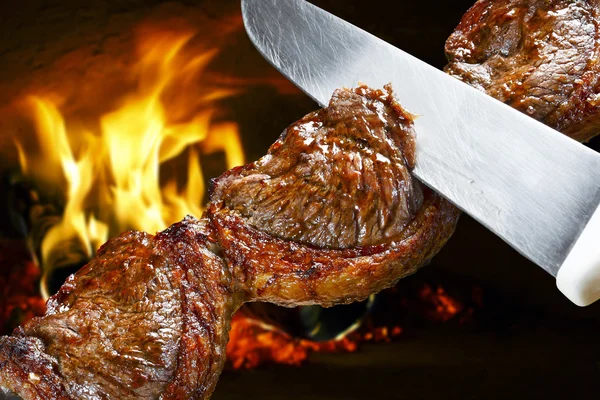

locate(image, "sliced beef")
[[0, 217, 236, 400], [445, 0, 600, 142], [209, 85, 460, 307]]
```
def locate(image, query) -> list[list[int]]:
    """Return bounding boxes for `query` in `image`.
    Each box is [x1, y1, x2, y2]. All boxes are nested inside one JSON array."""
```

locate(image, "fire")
[[225, 279, 481, 369], [226, 309, 404, 369], [0, 12, 484, 370], [418, 283, 464, 322], [10, 22, 245, 298]]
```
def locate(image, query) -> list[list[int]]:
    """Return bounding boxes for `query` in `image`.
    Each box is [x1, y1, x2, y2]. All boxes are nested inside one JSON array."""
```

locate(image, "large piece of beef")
[[0, 217, 237, 399], [3, 1, 598, 396], [208, 85, 460, 307], [445, 0, 600, 142], [0, 85, 460, 399]]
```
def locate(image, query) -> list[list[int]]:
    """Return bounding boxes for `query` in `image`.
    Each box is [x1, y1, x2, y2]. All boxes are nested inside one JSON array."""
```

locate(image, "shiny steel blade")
[[241, 0, 600, 276]]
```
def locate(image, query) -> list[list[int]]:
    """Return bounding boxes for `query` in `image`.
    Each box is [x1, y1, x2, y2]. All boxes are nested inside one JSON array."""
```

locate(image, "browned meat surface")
[[0, 85, 460, 398], [2, 0, 599, 394], [445, 0, 600, 142], [0, 336, 70, 399], [0, 217, 237, 400], [212, 86, 423, 249], [209, 85, 460, 307]]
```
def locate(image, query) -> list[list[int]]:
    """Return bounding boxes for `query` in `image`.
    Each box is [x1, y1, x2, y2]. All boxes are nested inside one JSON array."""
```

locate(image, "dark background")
[[1, 1, 599, 399]]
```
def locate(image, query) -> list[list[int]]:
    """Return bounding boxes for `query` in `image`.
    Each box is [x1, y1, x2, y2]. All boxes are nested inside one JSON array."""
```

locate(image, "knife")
[[241, 0, 600, 306]]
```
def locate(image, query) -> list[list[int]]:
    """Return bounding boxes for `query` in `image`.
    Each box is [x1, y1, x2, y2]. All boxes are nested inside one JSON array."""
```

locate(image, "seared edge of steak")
[[209, 189, 459, 307], [444, 0, 600, 142], [157, 217, 238, 399]]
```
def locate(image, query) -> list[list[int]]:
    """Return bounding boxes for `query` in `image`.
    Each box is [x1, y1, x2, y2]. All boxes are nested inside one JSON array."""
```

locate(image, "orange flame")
[[11, 24, 245, 299]]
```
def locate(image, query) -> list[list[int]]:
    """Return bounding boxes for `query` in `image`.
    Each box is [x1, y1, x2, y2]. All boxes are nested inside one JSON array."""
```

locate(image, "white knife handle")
[[557, 206, 600, 306]]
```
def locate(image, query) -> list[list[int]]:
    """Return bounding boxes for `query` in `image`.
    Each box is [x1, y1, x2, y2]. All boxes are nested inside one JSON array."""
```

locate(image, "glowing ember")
[[226, 310, 405, 369], [0, 241, 46, 333], [226, 279, 477, 369], [418, 283, 464, 322], [227, 312, 310, 369], [361, 326, 403, 343]]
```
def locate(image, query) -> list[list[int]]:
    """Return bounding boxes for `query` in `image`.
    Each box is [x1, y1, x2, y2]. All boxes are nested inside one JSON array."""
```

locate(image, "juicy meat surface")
[[445, 0, 600, 142], [209, 85, 460, 307], [211, 85, 423, 249], [0, 217, 236, 400], [3, 0, 599, 395], [0, 85, 461, 398]]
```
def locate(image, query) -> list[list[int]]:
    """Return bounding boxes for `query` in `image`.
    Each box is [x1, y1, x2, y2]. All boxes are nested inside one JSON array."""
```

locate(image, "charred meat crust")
[[209, 189, 459, 307], [154, 217, 236, 399], [445, 0, 600, 142], [1, 217, 236, 400], [209, 85, 461, 307]]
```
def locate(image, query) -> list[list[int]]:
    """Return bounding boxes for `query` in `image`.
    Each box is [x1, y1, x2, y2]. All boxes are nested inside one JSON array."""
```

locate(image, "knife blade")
[[241, 0, 600, 306]]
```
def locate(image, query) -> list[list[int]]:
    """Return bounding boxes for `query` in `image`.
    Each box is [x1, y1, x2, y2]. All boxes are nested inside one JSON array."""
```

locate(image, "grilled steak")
[[209, 85, 460, 307], [0, 217, 237, 400], [3, 0, 599, 395], [0, 85, 459, 399], [445, 0, 600, 142]]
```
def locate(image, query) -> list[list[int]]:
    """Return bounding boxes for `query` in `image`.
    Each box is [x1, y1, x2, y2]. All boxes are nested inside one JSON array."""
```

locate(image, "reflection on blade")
[[242, 0, 600, 276]]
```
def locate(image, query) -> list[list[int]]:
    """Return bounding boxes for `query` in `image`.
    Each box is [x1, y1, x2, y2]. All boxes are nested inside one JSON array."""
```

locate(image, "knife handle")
[[557, 206, 600, 306]]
